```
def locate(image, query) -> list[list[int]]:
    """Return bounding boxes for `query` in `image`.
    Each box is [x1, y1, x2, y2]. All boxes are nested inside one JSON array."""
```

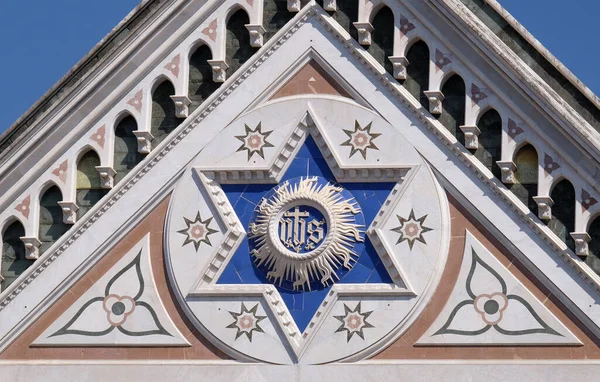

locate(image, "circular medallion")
[[248, 176, 365, 291]]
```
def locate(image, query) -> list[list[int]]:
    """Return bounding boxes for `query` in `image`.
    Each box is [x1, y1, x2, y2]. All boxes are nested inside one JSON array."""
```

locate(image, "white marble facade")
[[0, 0, 599, 376]]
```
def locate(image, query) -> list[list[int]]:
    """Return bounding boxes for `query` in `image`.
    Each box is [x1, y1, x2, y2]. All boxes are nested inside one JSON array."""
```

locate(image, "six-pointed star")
[[215, 136, 397, 332]]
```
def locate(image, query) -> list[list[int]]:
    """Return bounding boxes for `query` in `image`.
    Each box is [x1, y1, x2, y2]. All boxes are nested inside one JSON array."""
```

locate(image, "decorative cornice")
[[0, 6, 313, 312]]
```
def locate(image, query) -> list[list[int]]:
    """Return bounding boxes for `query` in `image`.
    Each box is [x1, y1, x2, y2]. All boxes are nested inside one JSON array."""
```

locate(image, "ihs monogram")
[[279, 206, 326, 253]]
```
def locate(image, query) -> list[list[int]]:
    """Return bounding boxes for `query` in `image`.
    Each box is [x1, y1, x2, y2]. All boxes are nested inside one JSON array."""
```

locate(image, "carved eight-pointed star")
[[334, 302, 374, 341], [235, 122, 274, 160], [391, 209, 433, 250], [178, 212, 218, 251], [226, 303, 267, 341], [341, 121, 381, 159]]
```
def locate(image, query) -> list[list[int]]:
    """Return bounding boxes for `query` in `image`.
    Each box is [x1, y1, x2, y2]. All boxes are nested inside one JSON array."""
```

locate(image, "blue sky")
[[0, 0, 598, 133]]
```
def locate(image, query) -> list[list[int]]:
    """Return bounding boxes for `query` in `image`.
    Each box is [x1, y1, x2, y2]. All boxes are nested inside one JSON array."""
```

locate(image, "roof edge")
[[484, 0, 600, 113], [0, 0, 168, 156]]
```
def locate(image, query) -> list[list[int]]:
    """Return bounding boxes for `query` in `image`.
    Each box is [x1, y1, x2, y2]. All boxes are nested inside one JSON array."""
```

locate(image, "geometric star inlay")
[[235, 122, 274, 160], [340, 121, 381, 159], [334, 302, 374, 341], [177, 212, 218, 251], [226, 302, 267, 342], [391, 209, 432, 250]]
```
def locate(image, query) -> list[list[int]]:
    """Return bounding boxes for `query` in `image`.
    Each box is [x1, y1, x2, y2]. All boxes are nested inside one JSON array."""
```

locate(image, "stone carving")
[[170, 95, 191, 118], [388, 56, 409, 80], [96, 166, 116, 189], [570, 232, 591, 258], [423, 90, 444, 115], [496, 160, 516, 184], [341, 121, 381, 159], [287, 0, 301, 12], [533, 196, 553, 220], [323, 0, 336, 12], [246, 24, 266, 48], [58, 201, 78, 225], [353, 22, 373, 45], [207, 59, 228, 83], [334, 302, 374, 342], [248, 176, 364, 291], [21, 237, 41, 260], [133, 131, 154, 154], [460, 125, 481, 149]]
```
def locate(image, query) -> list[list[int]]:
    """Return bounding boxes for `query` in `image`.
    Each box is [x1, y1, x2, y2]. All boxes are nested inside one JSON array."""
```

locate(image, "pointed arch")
[[547, 178, 576, 251], [113, 113, 143, 184], [39, 185, 69, 255], [366, 6, 394, 75], [509, 143, 539, 215], [437, 74, 466, 145], [226, 9, 256, 77], [188, 44, 220, 113], [474, 108, 502, 179], [151, 79, 181, 146], [1, 220, 31, 291], [76, 149, 106, 219], [404, 39, 430, 108], [263, 0, 294, 42]]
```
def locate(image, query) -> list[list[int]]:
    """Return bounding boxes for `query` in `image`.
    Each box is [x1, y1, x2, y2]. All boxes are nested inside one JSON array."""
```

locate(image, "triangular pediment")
[[1, 0, 600, 373]]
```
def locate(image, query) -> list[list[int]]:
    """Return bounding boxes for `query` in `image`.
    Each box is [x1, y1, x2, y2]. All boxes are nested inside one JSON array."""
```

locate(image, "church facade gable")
[[0, 0, 600, 378]]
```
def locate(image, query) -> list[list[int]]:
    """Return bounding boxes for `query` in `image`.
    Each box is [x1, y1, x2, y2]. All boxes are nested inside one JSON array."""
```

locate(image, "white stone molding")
[[388, 56, 409, 80], [170, 95, 191, 118], [571, 232, 591, 258], [459, 125, 481, 149], [4, 4, 600, 360], [20, 236, 41, 260], [423, 90, 445, 115], [533, 196, 554, 221], [323, 0, 336, 12], [95, 166, 116, 189], [418, 232, 580, 345], [57, 201, 78, 225], [496, 160, 516, 184], [207, 59, 228, 83], [245, 24, 266, 48], [133, 130, 154, 154], [353, 22, 373, 45]]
